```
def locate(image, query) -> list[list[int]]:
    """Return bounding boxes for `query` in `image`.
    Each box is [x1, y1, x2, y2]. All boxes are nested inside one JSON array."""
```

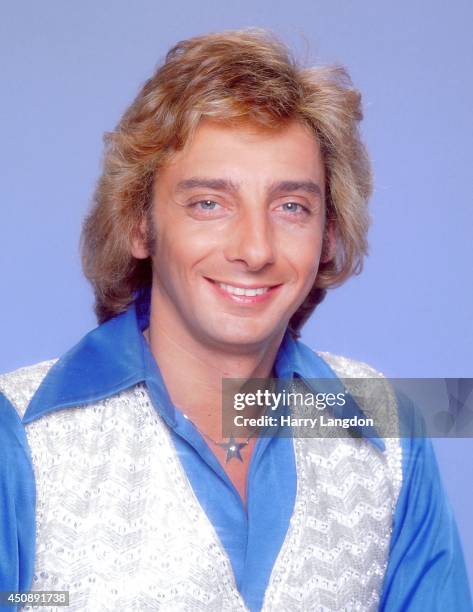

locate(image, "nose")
[[224, 208, 276, 271]]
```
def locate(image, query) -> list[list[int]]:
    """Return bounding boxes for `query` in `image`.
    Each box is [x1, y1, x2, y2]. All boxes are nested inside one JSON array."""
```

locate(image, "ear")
[[130, 216, 149, 259], [320, 220, 336, 264]]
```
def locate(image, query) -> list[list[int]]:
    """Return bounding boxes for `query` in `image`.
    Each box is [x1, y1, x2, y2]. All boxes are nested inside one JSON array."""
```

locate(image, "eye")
[[195, 200, 219, 210], [277, 202, 310, 215], [188, 199, 225, 218]]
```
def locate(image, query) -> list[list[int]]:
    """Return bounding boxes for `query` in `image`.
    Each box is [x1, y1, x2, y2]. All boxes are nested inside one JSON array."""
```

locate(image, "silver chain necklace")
[[180, 378, 278, 463], [182, 413, 257, 463]]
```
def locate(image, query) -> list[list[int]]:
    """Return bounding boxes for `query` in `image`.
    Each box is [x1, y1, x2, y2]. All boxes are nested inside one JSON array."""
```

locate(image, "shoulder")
[[315, 349, 402, 459], [0, 359, 58, 419], [317, 350, 385, 379]]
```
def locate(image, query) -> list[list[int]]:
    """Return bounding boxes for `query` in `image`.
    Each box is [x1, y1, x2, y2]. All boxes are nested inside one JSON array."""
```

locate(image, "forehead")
[[158, 118, 325, 186]]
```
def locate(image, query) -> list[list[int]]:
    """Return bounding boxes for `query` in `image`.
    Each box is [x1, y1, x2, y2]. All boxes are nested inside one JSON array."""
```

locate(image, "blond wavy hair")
[[81, 29, 372, 337]]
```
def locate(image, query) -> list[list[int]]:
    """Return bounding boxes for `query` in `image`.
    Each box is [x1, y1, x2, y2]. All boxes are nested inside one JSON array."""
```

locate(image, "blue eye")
[[280, 202, 308, 214], [188, 199, 225, 219], [197, 200, 218, 210]]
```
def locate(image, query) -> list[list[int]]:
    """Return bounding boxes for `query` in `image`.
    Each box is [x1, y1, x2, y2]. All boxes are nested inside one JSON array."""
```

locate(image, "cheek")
[[152, 224, 216, 278], [279, 230, 324, 280], [301, 253, 323, 285]]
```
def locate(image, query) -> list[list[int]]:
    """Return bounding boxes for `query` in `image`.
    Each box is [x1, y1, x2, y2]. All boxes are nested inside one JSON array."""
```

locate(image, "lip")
[[204, 277, 282, 305]]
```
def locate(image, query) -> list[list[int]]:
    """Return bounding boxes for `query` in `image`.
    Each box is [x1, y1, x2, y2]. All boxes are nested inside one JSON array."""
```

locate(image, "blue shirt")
[[0, 294, 471, 611]]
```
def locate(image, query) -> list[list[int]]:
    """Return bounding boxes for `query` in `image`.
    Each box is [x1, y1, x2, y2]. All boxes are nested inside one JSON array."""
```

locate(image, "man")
[[0, 29, 471, 611]]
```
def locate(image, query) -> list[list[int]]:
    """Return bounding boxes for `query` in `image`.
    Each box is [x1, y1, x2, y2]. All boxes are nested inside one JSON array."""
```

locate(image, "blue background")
[[2, 0, 472, 586]]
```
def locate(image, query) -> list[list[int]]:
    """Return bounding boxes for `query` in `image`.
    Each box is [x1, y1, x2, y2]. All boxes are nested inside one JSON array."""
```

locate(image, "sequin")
[[0, 353, 402, 611]]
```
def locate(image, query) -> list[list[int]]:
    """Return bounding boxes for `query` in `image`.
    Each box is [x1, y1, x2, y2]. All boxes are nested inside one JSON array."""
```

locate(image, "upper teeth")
[[218, 283, 269, 296]]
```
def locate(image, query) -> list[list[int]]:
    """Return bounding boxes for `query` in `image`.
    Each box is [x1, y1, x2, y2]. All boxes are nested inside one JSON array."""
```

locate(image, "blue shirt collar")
[[273, 328, 385, 451], [23, 290, 384, 451]]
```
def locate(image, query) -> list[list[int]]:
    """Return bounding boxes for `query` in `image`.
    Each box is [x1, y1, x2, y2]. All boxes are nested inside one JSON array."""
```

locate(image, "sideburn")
[[145, 208, 157, 256]]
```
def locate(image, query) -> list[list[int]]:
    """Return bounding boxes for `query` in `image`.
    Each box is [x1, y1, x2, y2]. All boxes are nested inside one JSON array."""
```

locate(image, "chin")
[[200, 318, 285, 350]]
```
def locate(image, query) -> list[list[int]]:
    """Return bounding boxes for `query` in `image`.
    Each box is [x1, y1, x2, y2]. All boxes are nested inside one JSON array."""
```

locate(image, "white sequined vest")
[[0, 353, 402, 611]]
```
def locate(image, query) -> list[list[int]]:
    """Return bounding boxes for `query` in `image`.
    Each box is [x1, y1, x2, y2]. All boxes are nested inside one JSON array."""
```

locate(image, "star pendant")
[[217, 436, 248, 463]]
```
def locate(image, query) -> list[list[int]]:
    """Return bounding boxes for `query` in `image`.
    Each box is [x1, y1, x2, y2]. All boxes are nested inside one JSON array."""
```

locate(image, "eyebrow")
[[175, 177, 239, 193], [175, 177, 323, 199], [268, 180, 323, 200]]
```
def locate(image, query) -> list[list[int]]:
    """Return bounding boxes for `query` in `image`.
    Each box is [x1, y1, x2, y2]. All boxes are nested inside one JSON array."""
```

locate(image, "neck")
[[145, 289, 286, 440]]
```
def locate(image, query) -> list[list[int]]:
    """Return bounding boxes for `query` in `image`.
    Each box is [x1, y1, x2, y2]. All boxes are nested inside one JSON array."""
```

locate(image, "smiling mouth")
[[217, 282, 270, 296], [205, 278, 282, 303]]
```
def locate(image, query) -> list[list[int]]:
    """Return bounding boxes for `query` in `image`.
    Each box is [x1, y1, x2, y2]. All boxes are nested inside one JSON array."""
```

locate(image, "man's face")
[[135, 119, 331, 351]]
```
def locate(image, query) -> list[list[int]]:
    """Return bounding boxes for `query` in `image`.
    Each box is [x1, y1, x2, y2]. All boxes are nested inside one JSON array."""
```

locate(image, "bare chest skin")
[[209, 436, 258, 506]]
